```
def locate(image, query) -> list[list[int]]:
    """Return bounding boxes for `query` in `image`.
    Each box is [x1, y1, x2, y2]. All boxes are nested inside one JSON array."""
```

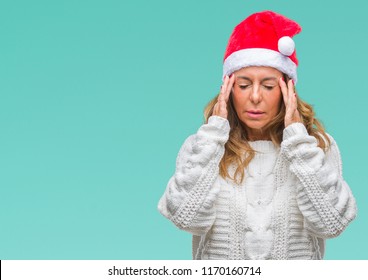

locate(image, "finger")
[[213, 102, 218, 115], [221, 75, 229, 94], [219, 76, 227, 100], [217, 89, 225, 104], [224, 74, 235, 102], [279, 77, 289, 106], [215, 74, 233, 118], [214, 90, 225, 116], [288, 79, 296, 111], [281, 78, 294, 122], [288, 79, 294, 100], [218, 99, 226, 116], [222, 75, 229, 89], [218, 91, 227, 109], [213, 100, 226, 118], [218, 75, 230, 102]]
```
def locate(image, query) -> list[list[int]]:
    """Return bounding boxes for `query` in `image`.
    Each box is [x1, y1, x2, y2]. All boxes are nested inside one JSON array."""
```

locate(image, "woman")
[[158, 10, 357, 260]]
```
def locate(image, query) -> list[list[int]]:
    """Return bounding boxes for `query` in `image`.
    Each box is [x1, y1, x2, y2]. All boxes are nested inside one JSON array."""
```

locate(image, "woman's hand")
[[279, 78, 302, 127], [212, 74, 235, 119]]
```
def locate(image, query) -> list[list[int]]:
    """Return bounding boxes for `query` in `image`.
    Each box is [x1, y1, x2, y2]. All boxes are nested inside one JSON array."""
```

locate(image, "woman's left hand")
[[279, 78, 302, 127]]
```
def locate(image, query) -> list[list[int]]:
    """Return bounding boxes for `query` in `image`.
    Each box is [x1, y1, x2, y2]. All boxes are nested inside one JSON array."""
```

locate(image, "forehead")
[[235, 66, 282, 78]]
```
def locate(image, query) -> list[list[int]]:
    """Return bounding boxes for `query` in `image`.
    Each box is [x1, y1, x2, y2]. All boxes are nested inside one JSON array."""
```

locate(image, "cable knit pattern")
[[158, 116, 230, 236], [281, 123, 357, 239], [229, 184, 247, 259], [270, 152, 290, 259], [158, 117, 357, 259], [243, 141, 277, 260]]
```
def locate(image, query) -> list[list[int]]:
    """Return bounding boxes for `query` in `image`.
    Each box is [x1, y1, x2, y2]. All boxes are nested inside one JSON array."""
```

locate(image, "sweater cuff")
[[208, 115, 231, 134], [282, 122, 308, 141]]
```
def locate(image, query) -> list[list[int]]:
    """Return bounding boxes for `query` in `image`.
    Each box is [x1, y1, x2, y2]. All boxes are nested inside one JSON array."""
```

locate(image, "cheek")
[[232, 88, 246, 104], [268, 92, 283, 113], [231, 91, 246, 112]]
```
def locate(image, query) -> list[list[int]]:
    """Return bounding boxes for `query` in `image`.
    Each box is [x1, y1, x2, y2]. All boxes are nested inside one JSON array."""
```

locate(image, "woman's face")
[[231, 66, 284, 140]]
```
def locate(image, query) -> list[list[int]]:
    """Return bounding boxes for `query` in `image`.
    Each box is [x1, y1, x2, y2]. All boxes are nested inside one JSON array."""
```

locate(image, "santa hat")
[[223, 10, 302, 83]]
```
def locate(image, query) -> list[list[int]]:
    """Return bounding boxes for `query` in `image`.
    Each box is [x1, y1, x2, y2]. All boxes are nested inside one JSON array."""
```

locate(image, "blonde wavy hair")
[[204, 74, 331, 185]]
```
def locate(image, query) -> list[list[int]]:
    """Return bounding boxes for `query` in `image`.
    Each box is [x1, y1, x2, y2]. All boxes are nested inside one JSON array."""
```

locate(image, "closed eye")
[[239, 85, 250, 90], [263, 85, 274, 90]]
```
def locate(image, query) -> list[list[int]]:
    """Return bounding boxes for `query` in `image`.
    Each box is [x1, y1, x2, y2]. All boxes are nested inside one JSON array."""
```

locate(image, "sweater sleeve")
[[158, 116, 230, 235], [281, 123, 357, 238]]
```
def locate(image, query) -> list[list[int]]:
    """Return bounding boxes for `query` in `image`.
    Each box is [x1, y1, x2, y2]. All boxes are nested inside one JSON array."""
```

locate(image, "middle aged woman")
[[158, 10, 357, 260]]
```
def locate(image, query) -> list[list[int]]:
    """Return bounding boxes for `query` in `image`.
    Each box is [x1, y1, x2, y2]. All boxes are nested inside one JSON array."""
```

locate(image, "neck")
[[246, 128, 271, 141]]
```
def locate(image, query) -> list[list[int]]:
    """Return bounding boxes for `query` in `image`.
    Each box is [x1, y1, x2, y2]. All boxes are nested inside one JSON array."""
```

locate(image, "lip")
[[246, 110, 265, 119]]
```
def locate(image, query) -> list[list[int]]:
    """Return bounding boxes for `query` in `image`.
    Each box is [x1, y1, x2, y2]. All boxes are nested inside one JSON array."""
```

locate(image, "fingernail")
[[230, 73, 234, 78]]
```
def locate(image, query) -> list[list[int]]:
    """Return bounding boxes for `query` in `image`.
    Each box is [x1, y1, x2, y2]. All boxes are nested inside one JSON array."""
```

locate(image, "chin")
[[242, 121, 267, 130]]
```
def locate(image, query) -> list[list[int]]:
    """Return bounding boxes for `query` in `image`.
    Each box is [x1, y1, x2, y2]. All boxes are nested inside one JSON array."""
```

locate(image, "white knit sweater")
[[158, 116, 357, 259]]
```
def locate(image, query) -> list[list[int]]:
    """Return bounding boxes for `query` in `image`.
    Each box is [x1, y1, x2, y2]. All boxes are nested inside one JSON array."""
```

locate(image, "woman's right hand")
[[212, 74, 235, 119]]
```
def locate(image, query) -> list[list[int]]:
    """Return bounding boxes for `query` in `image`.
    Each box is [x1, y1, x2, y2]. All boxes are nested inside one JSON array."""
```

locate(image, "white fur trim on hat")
[[223, 48, 298, 84]]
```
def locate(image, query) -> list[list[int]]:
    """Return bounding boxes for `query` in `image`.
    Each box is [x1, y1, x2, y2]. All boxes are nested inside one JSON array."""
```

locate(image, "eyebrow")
[[236, 76, 278, 82]]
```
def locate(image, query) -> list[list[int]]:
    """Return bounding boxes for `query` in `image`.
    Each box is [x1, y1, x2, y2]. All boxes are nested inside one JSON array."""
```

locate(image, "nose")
[[250, 84, 262, 104]]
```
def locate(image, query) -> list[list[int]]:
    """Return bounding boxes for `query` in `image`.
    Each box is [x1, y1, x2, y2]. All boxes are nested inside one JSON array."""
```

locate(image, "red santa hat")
[[223, 10, 302, 83]]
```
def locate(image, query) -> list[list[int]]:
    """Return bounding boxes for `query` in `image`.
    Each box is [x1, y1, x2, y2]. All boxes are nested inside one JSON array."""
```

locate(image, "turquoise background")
[[0, 0, 366, 259]]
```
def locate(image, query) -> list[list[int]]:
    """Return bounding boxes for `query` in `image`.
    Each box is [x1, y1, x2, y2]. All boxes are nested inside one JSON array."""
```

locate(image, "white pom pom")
[[278, 36, 295, 56]]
